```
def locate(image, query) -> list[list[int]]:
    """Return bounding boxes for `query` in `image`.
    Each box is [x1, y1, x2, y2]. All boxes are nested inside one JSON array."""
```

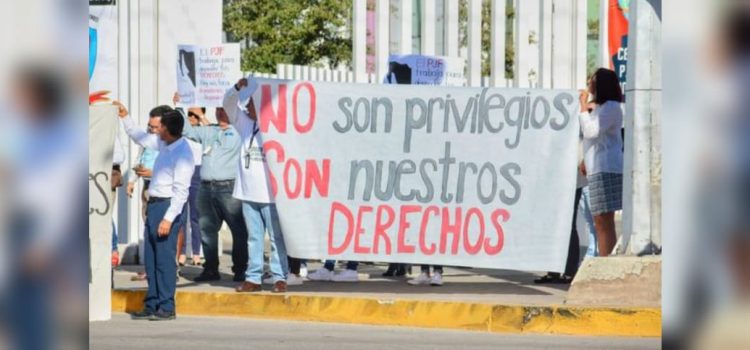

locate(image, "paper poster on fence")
[[252, 79, 579, 272], [384, 54, 466, 87], [177, 44, 240, 107]]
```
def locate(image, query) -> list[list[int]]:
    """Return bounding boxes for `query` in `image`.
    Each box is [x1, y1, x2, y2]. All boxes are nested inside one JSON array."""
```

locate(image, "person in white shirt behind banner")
[[578, 68, 624, 257], [114, 102, 195, 320], [223, 77, 291, 293]]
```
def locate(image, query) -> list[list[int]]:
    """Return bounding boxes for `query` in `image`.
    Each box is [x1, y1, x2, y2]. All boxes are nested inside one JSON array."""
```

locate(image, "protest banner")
[[251, 79, 580, 272], [385, 54, 466, 86], [177, 44, 241, 107], [89, 2, 118, 104], [89, 105, 117, 321]]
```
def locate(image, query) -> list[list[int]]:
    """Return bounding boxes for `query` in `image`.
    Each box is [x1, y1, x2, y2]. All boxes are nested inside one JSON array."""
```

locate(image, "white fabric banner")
[[89, 105, 117, 321], [252, 79, 579, 272], [177, 44, 241, 107], [89, 4, 118, 104], [385, 54, 466, 86]]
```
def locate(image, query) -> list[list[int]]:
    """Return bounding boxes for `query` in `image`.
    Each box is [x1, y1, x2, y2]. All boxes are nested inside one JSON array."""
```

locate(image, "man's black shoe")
[[193, 270, 220, 282], [130, 309, 155, 320], [149, 310, 176, 321]]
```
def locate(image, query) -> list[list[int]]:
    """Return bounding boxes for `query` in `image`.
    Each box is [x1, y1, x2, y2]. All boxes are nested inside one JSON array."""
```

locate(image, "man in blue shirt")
[[125, 106, 167, 218], [180, 106, 248, 282]]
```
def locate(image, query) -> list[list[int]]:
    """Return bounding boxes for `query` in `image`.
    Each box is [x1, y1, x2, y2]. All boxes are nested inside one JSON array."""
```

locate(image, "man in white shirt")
[[114, 102, 195, 321], [224, 77, 289, 293]]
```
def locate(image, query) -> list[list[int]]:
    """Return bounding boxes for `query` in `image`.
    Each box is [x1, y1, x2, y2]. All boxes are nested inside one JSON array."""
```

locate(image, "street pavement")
[[90, 313, 661, 350]]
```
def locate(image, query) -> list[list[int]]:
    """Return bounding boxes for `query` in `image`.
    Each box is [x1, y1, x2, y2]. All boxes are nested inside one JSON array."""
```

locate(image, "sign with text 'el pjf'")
[[254, 79, 579, 272], [177, 44, 241, 108]]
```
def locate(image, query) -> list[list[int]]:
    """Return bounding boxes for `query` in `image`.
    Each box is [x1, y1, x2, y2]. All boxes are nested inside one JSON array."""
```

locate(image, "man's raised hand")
[[112, 100, 129, 119]]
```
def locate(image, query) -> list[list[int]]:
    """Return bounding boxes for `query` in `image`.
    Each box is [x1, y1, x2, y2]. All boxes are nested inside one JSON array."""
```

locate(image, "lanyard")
[[247, 124, 260, 150], [244, 124, 261, 169]]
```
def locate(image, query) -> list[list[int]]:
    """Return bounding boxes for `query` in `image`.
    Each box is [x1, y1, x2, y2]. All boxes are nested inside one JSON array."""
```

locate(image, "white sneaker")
[[300, 266, 308, 278], [307, 268, 334, 281], [408, 272, 431, 285], [331, 269, 359, 282], [430, 272, 443, 286], [286, 274, 304, 286]]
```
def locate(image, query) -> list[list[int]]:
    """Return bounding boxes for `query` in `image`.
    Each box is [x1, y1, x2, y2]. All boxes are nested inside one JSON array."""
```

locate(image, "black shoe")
[[233, 272, 245, 282], [193, 270, 220, 282], [232, 266, 247, 281], [149, 310, 176, 321], [130, 309, 155, 320], [534, 273, 563, 284], [384, 263, 410, 277]]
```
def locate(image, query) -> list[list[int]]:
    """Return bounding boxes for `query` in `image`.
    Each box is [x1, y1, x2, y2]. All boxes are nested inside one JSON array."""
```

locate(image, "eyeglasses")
[[188, 112, 200, 119]]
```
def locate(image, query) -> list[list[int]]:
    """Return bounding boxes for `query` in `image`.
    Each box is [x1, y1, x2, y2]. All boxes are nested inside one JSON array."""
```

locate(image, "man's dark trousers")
[[143, 198, 182, 313], [198, 179, 248, 275]]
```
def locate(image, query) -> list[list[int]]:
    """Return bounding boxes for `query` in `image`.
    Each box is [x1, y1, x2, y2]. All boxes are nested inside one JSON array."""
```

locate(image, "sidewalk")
[[112, 251, 660, 337], [114, 258, 572, 305]]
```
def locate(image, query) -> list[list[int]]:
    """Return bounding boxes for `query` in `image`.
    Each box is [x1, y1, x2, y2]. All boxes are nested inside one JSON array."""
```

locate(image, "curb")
[[112, 290, 661, 337]]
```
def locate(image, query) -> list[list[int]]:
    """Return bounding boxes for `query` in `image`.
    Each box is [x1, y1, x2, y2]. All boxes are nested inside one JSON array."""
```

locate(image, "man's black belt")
[[201, 179, 234, 185], [148, 196, 170, 203]]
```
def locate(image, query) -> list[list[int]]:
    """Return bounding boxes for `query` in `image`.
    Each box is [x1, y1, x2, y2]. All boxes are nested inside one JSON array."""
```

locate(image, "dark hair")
[[149, 105, 173, 118], [161, 110, 184, 137], [723, 7, 750, 59], [200, 107, 206, 114], [18, 65, 64, 117], [591, 68, 623, 105]]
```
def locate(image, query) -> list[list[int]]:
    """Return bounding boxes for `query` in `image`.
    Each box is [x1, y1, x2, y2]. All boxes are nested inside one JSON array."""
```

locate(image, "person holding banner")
[[171, 96, 205, 268], [175, 157, 202, 267], [224, 77, 290, 293], [578, 68, 624, 257], [307, 260, 360, 282], [534, 181, 584, 284], [115, 102, 195, 321], [581, 186, 599, 258], [185, 106, 210, 127], [407, 265, 444, 286], [175, 93, 251, 283], [534, 135, 593, 284]]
